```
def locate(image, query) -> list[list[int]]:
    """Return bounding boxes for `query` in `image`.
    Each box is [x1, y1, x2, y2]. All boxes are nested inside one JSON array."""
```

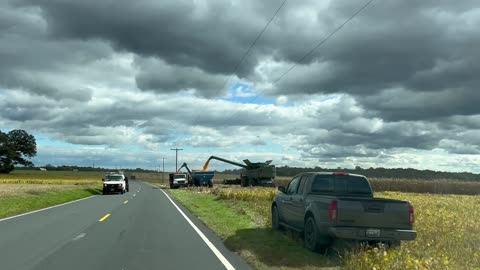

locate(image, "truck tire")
[[388, 240, 401, 248], [304, 216, 329, 252], [208, 180, 213, 188], [240, 176, 248, 187], [271, 205, 283, 231]]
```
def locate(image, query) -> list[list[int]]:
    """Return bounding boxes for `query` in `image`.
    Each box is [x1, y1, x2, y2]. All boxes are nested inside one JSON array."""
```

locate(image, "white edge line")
[[73, 233, 86, 241], [143, 181, 235, 270], [0, 195, 96, 223]]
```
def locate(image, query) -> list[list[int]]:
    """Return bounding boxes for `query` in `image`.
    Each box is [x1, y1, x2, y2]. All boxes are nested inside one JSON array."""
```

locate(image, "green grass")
[[167, 187, 480, 270], [0, 185, 101, 219], [168, 189, 338, 270]]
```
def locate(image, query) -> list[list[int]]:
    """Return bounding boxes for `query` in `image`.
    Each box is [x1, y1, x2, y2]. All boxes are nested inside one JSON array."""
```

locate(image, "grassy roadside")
[[167, 189, 339, 270], [0, 184, 101, 219]]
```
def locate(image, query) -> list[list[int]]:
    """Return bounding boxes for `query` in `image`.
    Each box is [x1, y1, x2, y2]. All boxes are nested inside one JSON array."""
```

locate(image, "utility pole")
[[160, 157, 166, 183], [170, 148, 183, 172]]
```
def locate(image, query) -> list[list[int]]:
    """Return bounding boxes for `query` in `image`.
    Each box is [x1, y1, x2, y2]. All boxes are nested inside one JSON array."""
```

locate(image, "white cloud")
[[1, 0, 479, 174]]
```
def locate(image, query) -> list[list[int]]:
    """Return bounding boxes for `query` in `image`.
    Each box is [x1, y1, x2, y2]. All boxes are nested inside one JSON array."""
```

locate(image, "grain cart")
[[203, 156, 276, 187]]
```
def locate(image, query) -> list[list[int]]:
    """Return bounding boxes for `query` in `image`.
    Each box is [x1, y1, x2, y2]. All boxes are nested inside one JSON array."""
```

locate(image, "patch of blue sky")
[[318, 94, 339, 102], [224, 82, 274, 105]]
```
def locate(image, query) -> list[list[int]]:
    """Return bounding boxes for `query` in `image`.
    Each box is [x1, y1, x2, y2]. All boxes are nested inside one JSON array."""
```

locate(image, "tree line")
[[223, 165, 480, 182]]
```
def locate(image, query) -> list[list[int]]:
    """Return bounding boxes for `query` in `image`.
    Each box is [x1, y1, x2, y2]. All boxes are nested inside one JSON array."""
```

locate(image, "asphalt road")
[[0, 181, 251, 270]]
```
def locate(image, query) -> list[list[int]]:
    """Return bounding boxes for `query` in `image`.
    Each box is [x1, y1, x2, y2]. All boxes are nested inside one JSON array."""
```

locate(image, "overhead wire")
[[220, 0, 377, 125], [191, 0, 288, 125]]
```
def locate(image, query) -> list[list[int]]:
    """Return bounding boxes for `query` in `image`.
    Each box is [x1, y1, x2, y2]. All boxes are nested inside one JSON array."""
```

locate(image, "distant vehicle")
[[169, 173, 189, 189], [102, 173, 126, 195], [271, 172, 416, 251]]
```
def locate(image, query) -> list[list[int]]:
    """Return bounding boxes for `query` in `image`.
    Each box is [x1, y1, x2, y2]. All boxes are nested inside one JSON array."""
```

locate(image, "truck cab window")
[[297, 175, 308, 194], [311, 176, 333, 193], [287, 176, 300, 194]]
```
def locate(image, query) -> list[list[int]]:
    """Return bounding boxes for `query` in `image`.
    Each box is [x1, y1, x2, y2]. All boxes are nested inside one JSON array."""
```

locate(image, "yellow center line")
[[124, 200, 128, 204], [99, 214, 111, 222]]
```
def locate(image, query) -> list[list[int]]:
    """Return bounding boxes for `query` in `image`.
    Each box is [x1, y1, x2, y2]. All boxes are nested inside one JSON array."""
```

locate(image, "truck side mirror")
[[101, 178, 104, 182], [278, 186, 286, 193]]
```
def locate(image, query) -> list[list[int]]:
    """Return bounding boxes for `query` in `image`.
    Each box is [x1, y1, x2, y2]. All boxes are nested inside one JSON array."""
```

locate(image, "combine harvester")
[[174, 162, 214, 188], [203, 156, 276, 187]]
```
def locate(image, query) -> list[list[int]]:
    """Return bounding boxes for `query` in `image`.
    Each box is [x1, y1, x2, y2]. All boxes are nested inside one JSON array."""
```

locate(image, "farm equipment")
[[176, 162, 214, 188], [203, 156, 276, 187]]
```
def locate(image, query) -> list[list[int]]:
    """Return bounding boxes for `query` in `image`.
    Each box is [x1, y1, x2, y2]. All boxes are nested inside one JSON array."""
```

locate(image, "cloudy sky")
[[1, 0, 479, 173]]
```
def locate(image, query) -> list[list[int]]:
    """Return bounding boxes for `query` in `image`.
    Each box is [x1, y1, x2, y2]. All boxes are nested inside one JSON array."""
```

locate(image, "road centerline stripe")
[[99, 214, 111, 222]]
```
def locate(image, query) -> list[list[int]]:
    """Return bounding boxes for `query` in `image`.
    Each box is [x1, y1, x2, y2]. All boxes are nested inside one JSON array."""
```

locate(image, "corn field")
[[186, 186, 480, 269], [275, 178, 480, 196]]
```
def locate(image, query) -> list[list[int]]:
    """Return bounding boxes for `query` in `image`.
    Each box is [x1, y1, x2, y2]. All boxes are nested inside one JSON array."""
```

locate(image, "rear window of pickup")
[[311, 175, 372, 197]]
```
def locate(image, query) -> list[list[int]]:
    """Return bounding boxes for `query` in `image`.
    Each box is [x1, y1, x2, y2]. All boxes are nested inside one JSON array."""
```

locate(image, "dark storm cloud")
[[20, 0, 480, 119], [0, 2, 112, 101], [22, 0, 279, 77], [134, 57, 230, 97], [262, 1, 480, 120], [357, 88, 480, 121], [270, 0, 480, 94]]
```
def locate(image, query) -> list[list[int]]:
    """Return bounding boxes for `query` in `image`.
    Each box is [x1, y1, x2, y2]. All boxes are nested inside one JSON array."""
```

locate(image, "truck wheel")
[[389, 240, 401, 248], [240, 177, 248, 187], [271, 205, 283, 231], [304, 216, 328, 252], [208, 180, 213, 188]]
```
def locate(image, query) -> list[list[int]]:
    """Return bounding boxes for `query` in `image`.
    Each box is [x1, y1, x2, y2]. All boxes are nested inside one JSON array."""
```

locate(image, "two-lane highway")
[[0, 181, 250, 270]]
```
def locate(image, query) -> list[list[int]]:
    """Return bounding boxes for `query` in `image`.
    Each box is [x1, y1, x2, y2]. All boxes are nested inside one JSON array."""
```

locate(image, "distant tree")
[[0, 130, 37, 173]]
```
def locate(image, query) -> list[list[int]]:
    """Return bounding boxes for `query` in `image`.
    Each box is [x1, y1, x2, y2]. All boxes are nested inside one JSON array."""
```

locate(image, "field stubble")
[[182, 185, 480, 269]]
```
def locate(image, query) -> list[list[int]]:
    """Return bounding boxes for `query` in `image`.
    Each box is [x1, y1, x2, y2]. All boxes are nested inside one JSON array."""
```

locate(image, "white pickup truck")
[[102, 173, 126, 195], [169, 173, 189, 189]]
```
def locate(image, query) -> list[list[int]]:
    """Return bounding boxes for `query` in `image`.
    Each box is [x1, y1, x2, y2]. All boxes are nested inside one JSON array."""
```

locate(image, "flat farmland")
[[0, 170, 102, 218], [0, 170, 104, 184]]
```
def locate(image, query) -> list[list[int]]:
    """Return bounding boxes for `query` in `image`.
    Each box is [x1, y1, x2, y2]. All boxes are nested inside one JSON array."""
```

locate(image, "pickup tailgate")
[[336, 197, 411, 229]]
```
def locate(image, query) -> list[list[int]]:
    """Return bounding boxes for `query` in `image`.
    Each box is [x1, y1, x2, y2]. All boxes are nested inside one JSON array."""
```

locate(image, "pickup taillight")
[[329, 200, 338, 222], [409, 203, 414, 225]]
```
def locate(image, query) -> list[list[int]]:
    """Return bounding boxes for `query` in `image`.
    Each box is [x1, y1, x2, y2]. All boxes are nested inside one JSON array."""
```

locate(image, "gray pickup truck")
[[272, 172, 416, 251]]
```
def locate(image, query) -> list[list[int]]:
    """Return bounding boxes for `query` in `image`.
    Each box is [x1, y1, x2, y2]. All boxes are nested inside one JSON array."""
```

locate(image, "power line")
[[271, 0, 376, 87], [222, 0, 376, 123], [223, 0, 287, 90], [192, 0, 287, 125]]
